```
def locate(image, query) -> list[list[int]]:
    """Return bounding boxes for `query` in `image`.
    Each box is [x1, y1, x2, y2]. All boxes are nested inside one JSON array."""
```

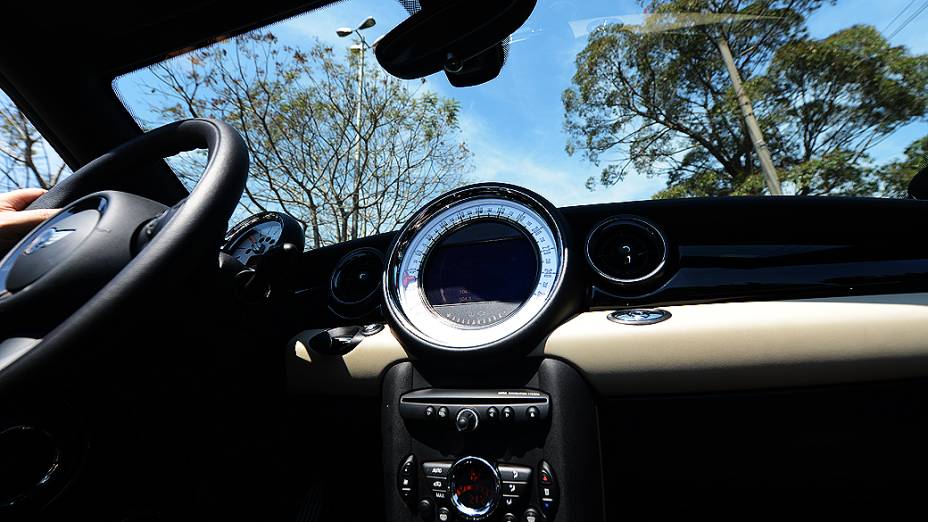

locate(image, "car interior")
[[2, 0, 928, 520]]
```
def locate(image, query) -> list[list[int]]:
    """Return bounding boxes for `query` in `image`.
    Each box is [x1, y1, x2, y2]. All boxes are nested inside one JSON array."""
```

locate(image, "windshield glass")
[[115, 0, 928, 248]]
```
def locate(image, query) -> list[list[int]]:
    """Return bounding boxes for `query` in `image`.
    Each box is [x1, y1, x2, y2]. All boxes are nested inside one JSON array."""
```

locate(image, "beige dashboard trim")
[[288, 328, 408, 396], [541, 293, 928, 394], [286, 293, 928, 396]]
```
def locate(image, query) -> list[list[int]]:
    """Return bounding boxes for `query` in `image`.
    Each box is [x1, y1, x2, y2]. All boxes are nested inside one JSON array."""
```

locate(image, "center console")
[[382, 359, 603, 521], [378, 185, 601, 520]]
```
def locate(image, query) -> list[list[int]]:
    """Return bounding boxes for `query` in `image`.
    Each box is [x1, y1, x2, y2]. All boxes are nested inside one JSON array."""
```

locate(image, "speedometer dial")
[[422, 220, 537, 327], [385, 184, 568, 352]]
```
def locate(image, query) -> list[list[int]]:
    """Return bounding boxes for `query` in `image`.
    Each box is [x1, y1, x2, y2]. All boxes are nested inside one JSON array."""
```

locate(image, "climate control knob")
[[455, 408, 480, 432]]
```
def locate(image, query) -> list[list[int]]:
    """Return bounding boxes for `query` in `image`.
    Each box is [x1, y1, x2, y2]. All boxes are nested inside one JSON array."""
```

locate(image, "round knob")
[[417, 498, 435, 520], [455, 408, 480, 432], [449, 456, 500, 520]]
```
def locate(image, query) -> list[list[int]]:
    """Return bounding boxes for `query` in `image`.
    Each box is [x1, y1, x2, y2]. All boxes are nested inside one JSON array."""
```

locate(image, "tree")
[[137, 32, 471, 248], [878, 135, 928, 197], [0, 95, 69, 191], [563, 0, 928, 198]]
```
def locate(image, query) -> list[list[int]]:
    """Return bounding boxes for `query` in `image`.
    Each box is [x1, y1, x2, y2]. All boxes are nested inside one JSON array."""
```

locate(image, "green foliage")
[[563, 0, 928, 198], [141, 32, 471, 247], [877, 135, 928, 197]]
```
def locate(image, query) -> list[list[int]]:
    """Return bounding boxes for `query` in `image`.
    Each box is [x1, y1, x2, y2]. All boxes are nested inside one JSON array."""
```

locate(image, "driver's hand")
[[0, 188, 59, 257]]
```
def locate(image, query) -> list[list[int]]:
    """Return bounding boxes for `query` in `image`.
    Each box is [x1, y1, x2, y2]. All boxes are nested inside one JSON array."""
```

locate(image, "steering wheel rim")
[[0, 118, 248, 393]]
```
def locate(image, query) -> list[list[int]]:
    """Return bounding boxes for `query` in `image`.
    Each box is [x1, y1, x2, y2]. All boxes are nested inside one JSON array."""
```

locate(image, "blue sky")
[[116, 0, 928, 207]]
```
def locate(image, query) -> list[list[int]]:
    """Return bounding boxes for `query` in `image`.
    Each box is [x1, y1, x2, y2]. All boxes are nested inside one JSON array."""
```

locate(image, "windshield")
[[115, 0, 928, 248]]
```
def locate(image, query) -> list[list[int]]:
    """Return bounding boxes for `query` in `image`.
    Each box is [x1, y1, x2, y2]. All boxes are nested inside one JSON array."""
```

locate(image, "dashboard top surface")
[[292, 194, 928, 331]]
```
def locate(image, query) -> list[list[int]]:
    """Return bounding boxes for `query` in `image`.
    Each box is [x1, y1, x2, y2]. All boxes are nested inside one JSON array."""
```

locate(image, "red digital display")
[[451, 460, 497, 511]]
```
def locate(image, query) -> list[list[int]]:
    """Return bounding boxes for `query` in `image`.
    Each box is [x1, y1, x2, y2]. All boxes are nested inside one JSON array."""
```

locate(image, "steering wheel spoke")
[[0, 119, 248, 393]]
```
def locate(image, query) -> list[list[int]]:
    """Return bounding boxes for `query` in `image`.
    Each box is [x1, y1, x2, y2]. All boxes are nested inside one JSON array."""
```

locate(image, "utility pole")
[[715, 34, 782, 195], [616, 13, 785, 195]]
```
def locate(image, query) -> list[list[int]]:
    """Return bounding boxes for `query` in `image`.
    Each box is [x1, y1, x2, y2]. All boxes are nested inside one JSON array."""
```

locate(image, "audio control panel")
[[382, 361, 603, 522], [398, 454, 559, 521], [399, 389, 551, 431]]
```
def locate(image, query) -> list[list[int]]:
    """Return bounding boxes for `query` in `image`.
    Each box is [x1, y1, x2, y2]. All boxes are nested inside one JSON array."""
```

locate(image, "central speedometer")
[[422, 220, 537, 327], [384, 184, 570, 354]]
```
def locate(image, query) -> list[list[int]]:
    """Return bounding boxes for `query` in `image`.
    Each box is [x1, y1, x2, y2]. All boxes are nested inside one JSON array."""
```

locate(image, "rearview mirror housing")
[[374, 0, 536, 86]]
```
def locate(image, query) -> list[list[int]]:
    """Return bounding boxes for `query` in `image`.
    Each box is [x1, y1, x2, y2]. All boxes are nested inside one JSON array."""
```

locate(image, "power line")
[[887, 0, 928, 41], [883, 0, 917, 34]]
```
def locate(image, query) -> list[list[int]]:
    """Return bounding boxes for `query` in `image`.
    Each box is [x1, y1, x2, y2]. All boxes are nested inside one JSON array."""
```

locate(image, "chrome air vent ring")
[[585, 216, 668, 284], [330, 247, 384, 305]]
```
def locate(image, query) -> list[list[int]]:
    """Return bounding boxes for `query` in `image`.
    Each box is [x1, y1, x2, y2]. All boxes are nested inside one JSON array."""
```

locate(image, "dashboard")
[[223, 184, 928, 522], [267, 183, 928, 364]]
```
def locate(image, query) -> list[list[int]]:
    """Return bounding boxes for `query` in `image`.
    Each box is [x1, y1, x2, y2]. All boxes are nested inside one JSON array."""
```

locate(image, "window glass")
[[115, 0, 928, 249], [0, 90, 71, 192]]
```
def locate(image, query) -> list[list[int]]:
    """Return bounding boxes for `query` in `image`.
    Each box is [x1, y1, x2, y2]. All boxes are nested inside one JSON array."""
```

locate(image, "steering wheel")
[[0, 119, 248, 393]]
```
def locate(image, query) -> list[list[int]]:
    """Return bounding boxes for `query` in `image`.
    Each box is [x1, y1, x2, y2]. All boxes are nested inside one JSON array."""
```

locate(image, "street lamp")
[[337, 16, 377, 239]]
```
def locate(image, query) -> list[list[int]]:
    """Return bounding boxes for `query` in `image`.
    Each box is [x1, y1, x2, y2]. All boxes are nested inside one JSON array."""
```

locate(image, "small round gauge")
[[222, 212, 304, 266], [228, 221, 283, 265]]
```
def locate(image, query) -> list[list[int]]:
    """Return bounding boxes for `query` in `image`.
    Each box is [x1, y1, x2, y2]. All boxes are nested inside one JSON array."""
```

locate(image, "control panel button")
[[423, 461, 452, 478], [400, 488, 414, 502], [501, 481, 528, 497], [502, 406, 515, 421], [502, 514, 517, 522], [541, 498, 555, 515], [526, 406, 540, 421], [437, 506, 451, 522], [497, 464, 532, 483], [537, 460, 559, 516], [424, 406, 435, 419], [501, 496, 520, 510], [539, 470, 552, 485], [433, 489, 449, 501], [398, 454, 416, 503], [522, 507, 541, 522], [417, 498, 435, 521], [429, 478, 448, 491], [437, 406, 450, 420], [486, 406, 499, 421]]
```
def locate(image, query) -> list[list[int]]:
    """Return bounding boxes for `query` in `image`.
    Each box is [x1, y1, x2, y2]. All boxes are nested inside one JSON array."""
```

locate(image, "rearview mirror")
[[374, 0, 536, 87]]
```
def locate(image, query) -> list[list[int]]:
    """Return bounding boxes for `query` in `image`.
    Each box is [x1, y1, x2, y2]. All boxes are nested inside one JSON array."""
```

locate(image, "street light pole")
[[337, 16, 376, 239], [715, 34, 782, 195]]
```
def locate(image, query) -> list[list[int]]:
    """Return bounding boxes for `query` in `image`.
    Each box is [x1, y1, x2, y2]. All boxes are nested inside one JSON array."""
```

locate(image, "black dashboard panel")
[[561, 196, 928, 308], [293, 195, 928, 330]]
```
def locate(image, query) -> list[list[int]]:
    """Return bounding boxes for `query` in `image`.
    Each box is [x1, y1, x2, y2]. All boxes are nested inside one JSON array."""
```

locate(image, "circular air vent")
[[585, 216, 668, 284], [330, 248, 384, 305]]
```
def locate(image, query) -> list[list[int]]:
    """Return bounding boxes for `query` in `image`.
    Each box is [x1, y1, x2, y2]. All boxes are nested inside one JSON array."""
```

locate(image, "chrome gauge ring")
[[385, 184, 567, 351]]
